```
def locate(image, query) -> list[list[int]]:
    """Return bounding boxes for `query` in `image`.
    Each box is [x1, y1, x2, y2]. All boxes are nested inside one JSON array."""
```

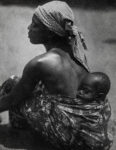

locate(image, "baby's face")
[[78, 84, 96, 100], [77, 75, 107, 102], [77, 77, 96, 101]]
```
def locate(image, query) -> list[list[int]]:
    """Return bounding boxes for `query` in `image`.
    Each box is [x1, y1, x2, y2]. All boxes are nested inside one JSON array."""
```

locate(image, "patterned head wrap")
[[34, 1, 89, 71]]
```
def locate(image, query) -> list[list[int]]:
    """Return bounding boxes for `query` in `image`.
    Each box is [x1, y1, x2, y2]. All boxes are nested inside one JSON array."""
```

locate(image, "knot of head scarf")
[[34, 1, 89, 71]]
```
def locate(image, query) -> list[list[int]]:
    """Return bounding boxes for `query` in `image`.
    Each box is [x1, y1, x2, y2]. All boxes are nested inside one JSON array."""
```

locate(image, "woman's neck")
[[44, 36, 72, 54]]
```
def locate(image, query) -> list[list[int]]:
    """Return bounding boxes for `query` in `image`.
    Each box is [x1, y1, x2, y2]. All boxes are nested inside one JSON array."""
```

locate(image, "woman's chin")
[[29, 38, 40, 44]]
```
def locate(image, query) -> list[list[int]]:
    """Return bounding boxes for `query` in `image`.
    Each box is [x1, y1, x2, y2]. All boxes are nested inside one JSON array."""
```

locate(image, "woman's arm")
[[0, 56, 42, 112]]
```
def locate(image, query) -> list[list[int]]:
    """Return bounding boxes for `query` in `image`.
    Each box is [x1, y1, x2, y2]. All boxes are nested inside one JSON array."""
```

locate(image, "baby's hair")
[[91, 72, 111, 95]]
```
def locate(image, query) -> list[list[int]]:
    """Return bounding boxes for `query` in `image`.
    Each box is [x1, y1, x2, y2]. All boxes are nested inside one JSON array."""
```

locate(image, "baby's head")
[[77, 72, 111, 102]]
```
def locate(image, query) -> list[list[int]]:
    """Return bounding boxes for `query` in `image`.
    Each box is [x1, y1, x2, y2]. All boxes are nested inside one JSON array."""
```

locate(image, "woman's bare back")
[[23, 48, 88, 98], [0, 48, 88, 112]]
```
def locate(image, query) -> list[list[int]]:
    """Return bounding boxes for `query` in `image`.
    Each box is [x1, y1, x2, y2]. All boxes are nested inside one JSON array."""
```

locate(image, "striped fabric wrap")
[[0, 77, 114, 150], [22, 91, 113, 150]]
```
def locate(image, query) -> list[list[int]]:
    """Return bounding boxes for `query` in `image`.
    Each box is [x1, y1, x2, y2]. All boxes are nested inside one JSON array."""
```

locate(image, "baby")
[[77, 72, 111, 103]]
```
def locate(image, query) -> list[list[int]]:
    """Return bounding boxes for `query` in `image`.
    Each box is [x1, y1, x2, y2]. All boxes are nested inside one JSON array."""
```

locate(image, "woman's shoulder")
[[37, 48, 70, 68], [29, 48, 87, 74], [39, 49, 63, 66], [24, 48, 67, 76]]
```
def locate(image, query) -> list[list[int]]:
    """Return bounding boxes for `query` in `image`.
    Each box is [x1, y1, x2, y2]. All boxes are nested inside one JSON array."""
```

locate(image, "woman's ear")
[[65, 20, 74, 37]]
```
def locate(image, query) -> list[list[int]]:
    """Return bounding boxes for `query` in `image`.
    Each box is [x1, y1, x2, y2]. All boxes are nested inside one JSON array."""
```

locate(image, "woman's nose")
[[28, 24, 31, 30]]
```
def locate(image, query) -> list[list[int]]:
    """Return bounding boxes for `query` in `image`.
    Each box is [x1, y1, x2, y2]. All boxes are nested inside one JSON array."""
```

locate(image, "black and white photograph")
[[0, 0, 115, 150]]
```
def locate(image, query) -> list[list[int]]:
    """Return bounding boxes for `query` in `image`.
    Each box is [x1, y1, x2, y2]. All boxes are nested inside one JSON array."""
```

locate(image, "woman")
[[0, 0, 89, 112], [0, 1, 113, 150]]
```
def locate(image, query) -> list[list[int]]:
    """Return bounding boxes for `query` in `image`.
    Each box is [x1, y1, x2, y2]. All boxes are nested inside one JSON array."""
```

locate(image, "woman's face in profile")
[[28, 15, 48, 44]]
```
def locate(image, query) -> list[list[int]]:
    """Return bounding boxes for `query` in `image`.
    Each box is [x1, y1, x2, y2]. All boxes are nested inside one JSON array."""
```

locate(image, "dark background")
[[0, 0, 116, 8]]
